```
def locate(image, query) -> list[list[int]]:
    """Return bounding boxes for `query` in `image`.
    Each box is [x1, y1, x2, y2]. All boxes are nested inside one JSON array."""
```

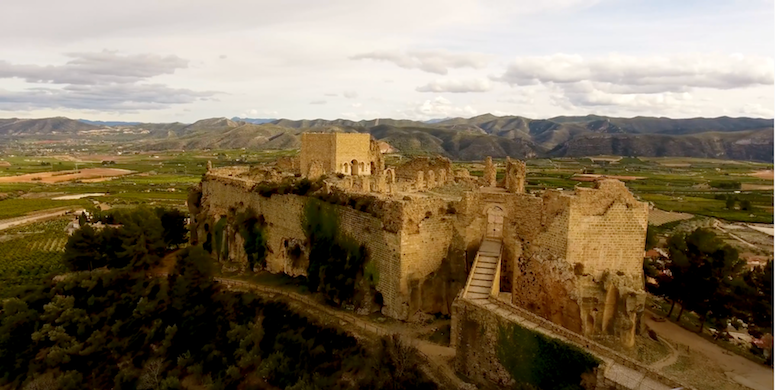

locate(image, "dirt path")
[[215, 277, 469, 389], [645, 312, 773, 390], [0, 207, 83, 231], [649, 337, 679, 370]]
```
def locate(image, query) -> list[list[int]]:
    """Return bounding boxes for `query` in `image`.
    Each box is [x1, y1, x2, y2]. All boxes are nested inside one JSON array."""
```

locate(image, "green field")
[[0, 151, 772, 225], [0, 219, 70, 297]]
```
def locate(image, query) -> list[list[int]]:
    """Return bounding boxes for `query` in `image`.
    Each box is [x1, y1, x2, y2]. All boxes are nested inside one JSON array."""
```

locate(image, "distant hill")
[[78, 119, 143, 126], [549, 128, 774, 161], [231, 117, 276, 125], [1, 114, 772, 162], [0, 117, 98, 135]]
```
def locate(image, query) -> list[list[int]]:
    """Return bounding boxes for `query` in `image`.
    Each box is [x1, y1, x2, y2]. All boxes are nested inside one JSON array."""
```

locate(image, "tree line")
[[645, 227, 773, 350], [0, 207, 435, 390]]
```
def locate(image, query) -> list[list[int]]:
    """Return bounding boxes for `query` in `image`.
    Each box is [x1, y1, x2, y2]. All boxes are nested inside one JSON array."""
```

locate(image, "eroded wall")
[[194, 175, 405, 317]]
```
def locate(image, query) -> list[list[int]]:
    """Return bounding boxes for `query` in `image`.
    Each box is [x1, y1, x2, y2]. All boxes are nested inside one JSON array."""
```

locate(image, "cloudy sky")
[[0, 0, 772, 122]]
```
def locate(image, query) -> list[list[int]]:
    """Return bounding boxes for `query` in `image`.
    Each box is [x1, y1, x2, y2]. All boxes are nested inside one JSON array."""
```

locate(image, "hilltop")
[[1, 114, 772, 161]]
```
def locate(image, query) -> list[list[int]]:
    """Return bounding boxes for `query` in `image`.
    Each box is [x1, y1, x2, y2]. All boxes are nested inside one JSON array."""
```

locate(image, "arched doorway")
[[486, 206, 504, 239], [351, 159, 360, 175]]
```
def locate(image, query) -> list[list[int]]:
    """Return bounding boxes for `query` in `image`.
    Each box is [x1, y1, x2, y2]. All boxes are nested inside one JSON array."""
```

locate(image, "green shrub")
[[710, 180, 741, 190]]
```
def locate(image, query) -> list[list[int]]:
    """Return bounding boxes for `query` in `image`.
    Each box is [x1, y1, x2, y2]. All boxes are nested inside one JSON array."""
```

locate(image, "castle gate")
[[485, 206, 504, 239]]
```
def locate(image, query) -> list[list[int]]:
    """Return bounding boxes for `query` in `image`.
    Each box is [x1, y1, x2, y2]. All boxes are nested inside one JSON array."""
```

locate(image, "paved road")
[[645, 313, 773, 390]]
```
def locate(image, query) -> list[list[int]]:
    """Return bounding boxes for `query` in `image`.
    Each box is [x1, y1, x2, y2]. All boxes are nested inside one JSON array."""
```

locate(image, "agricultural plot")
[[648, 209, 694, 226], [0, 218, 70, 297]]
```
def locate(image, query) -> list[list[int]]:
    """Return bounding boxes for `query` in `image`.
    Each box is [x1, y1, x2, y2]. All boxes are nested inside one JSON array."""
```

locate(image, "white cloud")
[[416, 78, 492, 93], [495, 53, 774, 91], [398, 96, 478, 120], [351, 102, 362, 108], [0, 83, 215, 112], [0, 51, 189, 85], [309, 100, 327, 105], [351, 49, 489, 75], [343, 90, 358, 98], [740, 103, 774, 118], [492, 53, 774, 114]]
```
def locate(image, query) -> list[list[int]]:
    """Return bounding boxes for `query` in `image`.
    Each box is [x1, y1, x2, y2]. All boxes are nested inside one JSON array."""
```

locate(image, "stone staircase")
[[463, 238, 502, 300]]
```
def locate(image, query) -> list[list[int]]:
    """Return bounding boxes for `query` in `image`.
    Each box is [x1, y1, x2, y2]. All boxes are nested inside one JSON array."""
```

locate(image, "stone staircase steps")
[[464, 239, 503, 300]]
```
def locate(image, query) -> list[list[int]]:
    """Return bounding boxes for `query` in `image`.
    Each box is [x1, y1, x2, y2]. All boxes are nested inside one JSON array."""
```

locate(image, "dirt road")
[[0, 208, 83, 231], [215, 277, 468, 389], [645, 313, 773, 390]]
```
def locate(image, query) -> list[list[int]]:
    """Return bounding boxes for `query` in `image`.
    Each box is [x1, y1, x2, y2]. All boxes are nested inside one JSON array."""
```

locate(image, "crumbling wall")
[[566, 180, 649, 278], [483, 156, 496, 187], [394, 156, 453, 182], [507, 181, 648, 346], [503, 157, 526, 194], [194, 177, 406, 317], [275, 156, 300, 173], [399, 196, 466, 319]]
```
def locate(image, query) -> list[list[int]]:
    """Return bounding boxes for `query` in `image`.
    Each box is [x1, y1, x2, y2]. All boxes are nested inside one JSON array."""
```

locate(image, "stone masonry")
[[190, 132, 649, 351]]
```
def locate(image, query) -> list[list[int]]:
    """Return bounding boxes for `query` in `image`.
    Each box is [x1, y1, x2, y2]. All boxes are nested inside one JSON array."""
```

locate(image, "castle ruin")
[[188, 130, 657, 388]]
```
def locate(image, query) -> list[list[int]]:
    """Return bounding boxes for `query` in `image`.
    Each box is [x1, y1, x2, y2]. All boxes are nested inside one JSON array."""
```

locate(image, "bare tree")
[[138, 358, 164, 390]]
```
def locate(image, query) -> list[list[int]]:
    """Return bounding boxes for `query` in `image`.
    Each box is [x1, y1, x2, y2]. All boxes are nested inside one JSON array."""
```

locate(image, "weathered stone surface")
[[483, 156, 496, 187], [299, 132, 382, 177], [192, 146, 649, 348]]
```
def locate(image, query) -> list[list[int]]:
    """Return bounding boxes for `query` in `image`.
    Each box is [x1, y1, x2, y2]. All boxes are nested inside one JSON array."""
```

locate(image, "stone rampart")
[[197, 176, 406, 317], [451, 297, 692, 390]]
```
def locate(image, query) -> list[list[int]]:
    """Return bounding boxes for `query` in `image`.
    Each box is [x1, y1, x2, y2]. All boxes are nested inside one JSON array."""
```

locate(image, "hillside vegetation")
[[2, 114, 772, 161]]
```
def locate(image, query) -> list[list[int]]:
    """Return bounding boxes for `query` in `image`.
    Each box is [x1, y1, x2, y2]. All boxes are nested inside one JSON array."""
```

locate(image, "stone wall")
[[394, 156, 453, 183], [192, 164, 649, 343], [508, 182, 649, 346], [451, 297, 691, 390], [195, 176, 406, 317], [566, 180, 649, 278], [300, 133, 337, 175], [192, 174, 470, 320], [334, 133, 373, 175], [299, 132, 375, 176]]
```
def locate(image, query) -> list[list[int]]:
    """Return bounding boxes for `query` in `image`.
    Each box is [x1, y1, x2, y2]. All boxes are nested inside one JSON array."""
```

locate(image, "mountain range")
[[1, 114, 772, 162]]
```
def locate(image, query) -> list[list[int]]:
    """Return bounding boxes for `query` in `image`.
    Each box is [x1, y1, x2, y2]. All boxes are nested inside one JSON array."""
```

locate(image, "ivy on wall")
[[213, 216, 228, 260], [303, 198, 369, 305], [496, 322, 600, 390], [235, 208, 268, 270]]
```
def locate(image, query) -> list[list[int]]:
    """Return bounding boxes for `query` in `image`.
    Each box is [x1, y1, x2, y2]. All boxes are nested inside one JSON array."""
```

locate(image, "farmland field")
[[0, 218, 70, 298]]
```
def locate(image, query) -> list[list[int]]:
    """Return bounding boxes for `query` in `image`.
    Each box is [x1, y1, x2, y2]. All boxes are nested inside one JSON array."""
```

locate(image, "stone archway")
[[486, 205, 505, 239], [343, 162, 350, 175], [351, 159, 360, 175]]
